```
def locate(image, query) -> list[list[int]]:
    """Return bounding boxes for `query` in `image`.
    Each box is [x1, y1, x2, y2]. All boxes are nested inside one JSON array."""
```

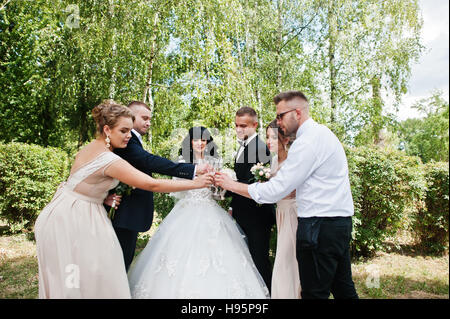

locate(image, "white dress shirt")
[[236, 132, 258, 162], [248, 118, 354, 218]]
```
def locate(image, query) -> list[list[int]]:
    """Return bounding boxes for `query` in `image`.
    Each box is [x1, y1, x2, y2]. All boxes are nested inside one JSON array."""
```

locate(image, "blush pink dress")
[[270, 157, 301, 299], [34, 151, 131, 298]]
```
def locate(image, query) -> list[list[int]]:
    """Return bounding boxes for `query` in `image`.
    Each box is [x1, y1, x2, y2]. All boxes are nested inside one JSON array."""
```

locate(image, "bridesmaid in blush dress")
[[266, 120, 301, 299], [34, 101, 213, 298]]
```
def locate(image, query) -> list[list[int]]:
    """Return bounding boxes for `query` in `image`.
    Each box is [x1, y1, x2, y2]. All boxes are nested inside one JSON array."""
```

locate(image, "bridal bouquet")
[[108, 182, 134, 220], [250, 162, 271, 183]]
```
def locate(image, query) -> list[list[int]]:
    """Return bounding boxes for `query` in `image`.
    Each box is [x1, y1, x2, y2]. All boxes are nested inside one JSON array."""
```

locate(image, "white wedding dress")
[[128, 186, 270, 299]]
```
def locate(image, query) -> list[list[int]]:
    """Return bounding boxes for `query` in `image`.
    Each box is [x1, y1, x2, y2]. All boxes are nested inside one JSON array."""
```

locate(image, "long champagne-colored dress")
[[34, 151, 131, 299], [270, 157, 302, 299]]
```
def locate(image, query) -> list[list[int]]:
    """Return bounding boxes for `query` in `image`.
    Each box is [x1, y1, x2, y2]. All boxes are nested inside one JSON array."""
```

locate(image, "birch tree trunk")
[[276, 0, 283, 92], [142, 12, 159, 109], [371, 76, 384, 145], [142, 12, 160, 150], [328, 0, 338, 123], [109, 0, 117, 99]]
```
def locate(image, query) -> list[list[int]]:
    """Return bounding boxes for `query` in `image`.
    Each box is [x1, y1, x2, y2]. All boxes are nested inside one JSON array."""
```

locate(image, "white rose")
[[259, 171, 264, 176], [265, 173, 271, 179]]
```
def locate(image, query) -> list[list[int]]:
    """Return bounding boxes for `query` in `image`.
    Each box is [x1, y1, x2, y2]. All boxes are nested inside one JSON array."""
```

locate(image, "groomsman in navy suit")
[[104, 101, 209, 271]]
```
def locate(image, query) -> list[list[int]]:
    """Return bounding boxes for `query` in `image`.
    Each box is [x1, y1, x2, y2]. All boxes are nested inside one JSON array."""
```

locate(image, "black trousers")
[[296, 216, 359, 299], [114, 227, 139, 272]]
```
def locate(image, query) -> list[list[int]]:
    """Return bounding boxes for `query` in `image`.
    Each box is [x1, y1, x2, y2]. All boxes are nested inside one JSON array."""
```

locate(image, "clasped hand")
[[195, 164, 234, 190], [212, 172, 234, 190]]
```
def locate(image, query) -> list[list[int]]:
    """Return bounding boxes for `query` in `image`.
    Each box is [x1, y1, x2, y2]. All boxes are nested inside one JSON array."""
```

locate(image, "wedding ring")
[[112, 199, 116, 208]]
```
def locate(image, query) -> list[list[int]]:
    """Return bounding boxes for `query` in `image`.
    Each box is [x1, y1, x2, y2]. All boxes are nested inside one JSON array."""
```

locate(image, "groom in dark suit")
[[104, 101, 208, 271], [230, 107, 275, 291]]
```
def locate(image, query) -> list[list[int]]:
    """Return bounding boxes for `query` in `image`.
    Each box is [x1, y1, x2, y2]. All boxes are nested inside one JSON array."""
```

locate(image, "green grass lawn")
[[1, 223, 448, 299]]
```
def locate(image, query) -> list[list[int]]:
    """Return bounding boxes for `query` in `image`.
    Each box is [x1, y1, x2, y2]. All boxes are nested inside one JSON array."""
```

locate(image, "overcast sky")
[[395, 0, 449, 120]]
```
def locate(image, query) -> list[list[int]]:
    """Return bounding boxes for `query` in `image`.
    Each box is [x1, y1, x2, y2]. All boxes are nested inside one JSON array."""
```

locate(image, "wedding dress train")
[[128, 187, 270, 299]]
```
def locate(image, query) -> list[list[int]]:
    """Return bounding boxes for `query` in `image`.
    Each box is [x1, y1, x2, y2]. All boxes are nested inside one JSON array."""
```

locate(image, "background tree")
[[311, 0, 423, 143], [398, 91, 449, 163], [0, 0, 426, 152]]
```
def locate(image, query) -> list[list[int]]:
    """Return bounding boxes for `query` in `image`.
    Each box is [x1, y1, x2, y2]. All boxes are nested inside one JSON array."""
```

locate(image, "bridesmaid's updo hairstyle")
[[92, 100, 135, 136]]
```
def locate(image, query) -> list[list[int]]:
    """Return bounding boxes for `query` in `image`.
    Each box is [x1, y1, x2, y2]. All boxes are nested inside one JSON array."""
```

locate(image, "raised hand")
[[195, 162, 213, 175], [213, 172, 234, 190], [194, 171, 215, 188]]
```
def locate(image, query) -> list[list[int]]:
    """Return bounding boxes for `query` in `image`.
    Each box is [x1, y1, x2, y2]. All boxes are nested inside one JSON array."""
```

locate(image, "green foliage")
[[152, 174, 176, 220], [0, 0, 425, 151], [314, 0, 423, 144], [0, 0, 445, 259], [346, 146, 425, 257], [0, 143, 69, 230], [398, 91, 449, 163], [0, 0, 69, 146], [411, 162, 449, 255]]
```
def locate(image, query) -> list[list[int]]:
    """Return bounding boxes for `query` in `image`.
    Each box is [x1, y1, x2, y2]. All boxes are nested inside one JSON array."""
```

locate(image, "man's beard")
[[282, 123, 298, 136]]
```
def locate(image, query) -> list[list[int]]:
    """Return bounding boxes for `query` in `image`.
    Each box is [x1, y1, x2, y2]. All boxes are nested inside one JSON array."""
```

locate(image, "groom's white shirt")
[[236, 132, 258, 161], [248, 118, 354, 218]]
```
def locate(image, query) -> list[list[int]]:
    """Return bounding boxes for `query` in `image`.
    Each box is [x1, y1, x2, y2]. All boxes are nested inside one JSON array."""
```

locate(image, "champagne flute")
[[215, 158, 224, 198], [203, 156, 217, 193], [207, 157, 223, 198]]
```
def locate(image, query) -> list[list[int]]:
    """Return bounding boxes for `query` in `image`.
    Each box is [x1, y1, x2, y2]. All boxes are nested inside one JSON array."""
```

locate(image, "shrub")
[[346, 146, 426, 257], [0, 143, 69, 231], [411, 162, 449, 255], [152, 174, 176, 221]]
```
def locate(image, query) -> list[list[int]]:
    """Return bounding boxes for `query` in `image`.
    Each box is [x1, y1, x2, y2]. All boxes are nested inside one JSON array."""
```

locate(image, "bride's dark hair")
[[179, 126, 219, 163]]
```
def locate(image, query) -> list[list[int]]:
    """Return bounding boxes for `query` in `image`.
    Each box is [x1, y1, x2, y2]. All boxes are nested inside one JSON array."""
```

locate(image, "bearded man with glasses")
[[215, 91, 359, 299]]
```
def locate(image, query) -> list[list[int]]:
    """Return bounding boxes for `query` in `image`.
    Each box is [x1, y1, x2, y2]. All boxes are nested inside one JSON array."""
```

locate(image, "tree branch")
[[279, 13, 318, 51], [0, 0, 12, 11], [338, 82, 368, 102]]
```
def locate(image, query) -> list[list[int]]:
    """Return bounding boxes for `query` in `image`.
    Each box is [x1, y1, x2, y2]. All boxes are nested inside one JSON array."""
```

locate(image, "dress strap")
[[66, 152, 120, 190]]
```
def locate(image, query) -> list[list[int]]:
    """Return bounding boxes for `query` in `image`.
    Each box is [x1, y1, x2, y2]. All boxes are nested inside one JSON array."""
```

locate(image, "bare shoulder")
[[104, 156, 134, 176], [70, 141, 107, 174]]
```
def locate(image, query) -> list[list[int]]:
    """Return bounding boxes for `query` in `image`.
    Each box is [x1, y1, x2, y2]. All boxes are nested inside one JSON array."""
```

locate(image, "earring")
[[105, 136, 111, 149]]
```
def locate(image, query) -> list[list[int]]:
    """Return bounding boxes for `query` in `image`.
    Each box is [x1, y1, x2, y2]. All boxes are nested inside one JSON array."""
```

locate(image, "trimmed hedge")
[[0, 143, 70, 230], [1, 142, 447, 258], [346, 146, 426, 258], [411, 161, 449, 255]]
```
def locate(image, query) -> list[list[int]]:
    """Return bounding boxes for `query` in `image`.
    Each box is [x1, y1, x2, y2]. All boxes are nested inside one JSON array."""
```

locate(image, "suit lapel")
[[235, 135, 258, 165], [245, 136, 259, 164], [235, 146, 245, 164], [130, 131, 144, 149]]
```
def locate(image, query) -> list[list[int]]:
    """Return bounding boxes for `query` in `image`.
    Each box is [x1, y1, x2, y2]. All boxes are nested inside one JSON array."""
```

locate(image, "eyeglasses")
[[276, 109, 297, 120]]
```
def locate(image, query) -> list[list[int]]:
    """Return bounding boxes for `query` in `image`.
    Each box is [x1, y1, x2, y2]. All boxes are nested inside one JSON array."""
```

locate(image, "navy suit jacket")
[[108, 132, 195, 232]]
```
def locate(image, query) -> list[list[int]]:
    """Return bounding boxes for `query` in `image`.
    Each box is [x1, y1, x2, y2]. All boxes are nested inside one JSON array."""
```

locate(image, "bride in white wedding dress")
[[128, 127, 270, 299]]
